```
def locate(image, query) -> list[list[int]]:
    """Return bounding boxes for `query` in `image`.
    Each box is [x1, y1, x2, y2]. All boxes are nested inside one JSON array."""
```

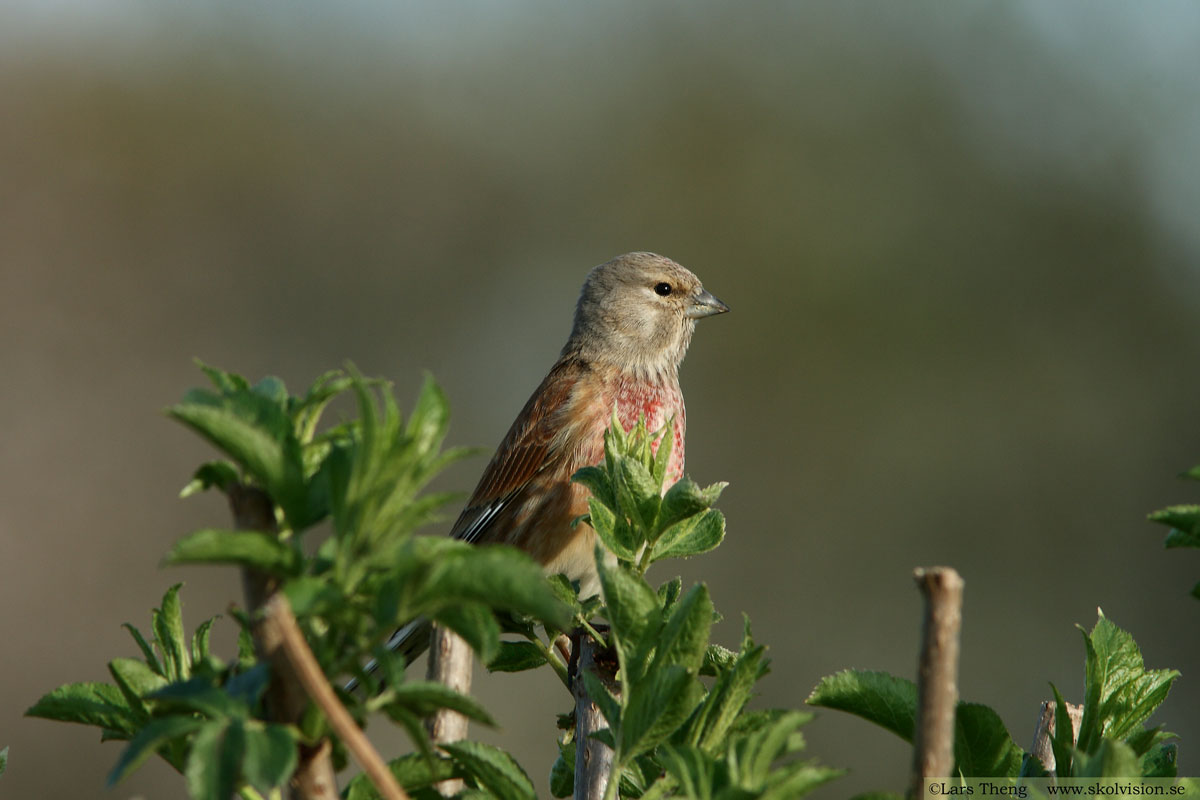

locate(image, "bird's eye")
[[654, 282, 673, 296]]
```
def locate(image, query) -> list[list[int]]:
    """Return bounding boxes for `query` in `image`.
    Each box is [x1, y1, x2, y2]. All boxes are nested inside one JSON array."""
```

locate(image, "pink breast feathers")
[[613, 378, 687, 485]]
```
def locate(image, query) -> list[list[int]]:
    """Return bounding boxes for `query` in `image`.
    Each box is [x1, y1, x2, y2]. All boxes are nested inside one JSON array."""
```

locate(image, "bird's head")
[[568, 252, 729, 381]]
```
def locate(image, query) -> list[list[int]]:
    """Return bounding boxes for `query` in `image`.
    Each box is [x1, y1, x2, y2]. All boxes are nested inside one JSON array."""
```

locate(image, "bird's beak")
[[685, 288, 730, 319]]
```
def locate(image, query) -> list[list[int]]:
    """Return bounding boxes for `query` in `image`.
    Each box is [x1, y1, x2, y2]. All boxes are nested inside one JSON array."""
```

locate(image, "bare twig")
[[573, 629, 617, 800], [1027, 700, 1083, 777], [425, 623, 473, 796], [229, 484, 338, 800], [910, 567, 964, 800], [262, 594, 409, 800]]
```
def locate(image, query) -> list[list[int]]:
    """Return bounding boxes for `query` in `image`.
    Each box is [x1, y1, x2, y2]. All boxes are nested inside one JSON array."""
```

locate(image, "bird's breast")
[[612, 377, 686, 484]]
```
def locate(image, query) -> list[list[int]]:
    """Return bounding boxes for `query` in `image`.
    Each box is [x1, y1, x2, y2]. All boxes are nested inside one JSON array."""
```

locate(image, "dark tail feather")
[[344, 617, 433, 693]]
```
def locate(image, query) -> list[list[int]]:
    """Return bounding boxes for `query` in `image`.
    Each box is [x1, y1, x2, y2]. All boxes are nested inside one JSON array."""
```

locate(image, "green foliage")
[[806, 671, 1024, 778], [1148, 460, 1200, 600], [533, 418, 841, 799], [808, 612, 1179, 792], [1047, 612, 1179, 778], [27, 585, 299, 798], [29, 364, 572, 799]]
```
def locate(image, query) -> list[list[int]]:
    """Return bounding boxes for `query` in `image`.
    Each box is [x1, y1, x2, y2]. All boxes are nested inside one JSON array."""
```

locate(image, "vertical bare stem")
[[1027, 700, 1084, 777], [573, 631, 617, 800], [910, 567, 964, 800], [425, 623, 473, 796], [229, 483, 338, 800]]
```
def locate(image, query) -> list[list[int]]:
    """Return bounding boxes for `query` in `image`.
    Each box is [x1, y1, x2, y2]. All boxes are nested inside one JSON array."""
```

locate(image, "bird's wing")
[[451, 357, 589, 545]]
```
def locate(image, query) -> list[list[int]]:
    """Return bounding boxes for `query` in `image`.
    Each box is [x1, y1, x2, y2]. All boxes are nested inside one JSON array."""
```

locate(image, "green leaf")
[[122, 623, 162, 676], [620, 665, 704, 762], [291, 370, 353, 445], [487, 641, 548, 673], [149, 678, 246, 719], [738, 711, 812, 786], [106, 714, 207, 786], [387, 682, 497, 727], [241, 721, 298, 793], [167, 401, 296, 506], [613, 454, 661, 536], [1164, 528, 1200, 549], [581, 669, 621, 728], [180, 461, 240, 498], [406, 374, 450, 455], [572, 465, 615, 510], [806, 670, 916, 742], [652, 509, 726, 561], [700, 644, 738, 676], [440, 740, 536, 800], [164, 529, 299, 575], [1049, 683, 1075, 777], [656, 479, 726, 537], [549, 736, 575, 798], [1123, 725, 1168, 758], [1147, 505, 1200, 532], [649, 584, 713, 676], [0, 746, 7, 778], [808, 670, 1023, 778], [184, 720, 242, 800], [684, 639, 768, 753], [281, 576, 342, 617], [546, 573, 583, 615], [586, 497, 639, 561], [658, 744, 713, 800], [1149, 504, 1200, 548], [108, 658, 168, 714], [954, 703, 1024, 778], [252, 375, 289, 407], [651, 418, 675, 487], [344, 754, 460, 799], [1076, 613, 1179, 753], [1141, 741, 1178, 778], [658, 577, 683, 613], [434, 602, 501, 665], [153, 584, 190, 682], [424, 545, 572, 631], [191, 616, 219, 664], [196, 361, 249, 393], [759, 762, 844, 800], [1074, 737, 1141, 778], [26, 682, 136, 736], [597, 554, 660, 654]]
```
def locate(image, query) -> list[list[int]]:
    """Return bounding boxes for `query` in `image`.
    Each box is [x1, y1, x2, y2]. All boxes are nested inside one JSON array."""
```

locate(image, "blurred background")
[[3, 2, 1200, 797]]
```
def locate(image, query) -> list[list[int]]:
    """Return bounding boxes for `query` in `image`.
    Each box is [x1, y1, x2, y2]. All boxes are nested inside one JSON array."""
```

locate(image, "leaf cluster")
[[1147, 460, 1200, 601], [1043, 612, 1179, 779], [807, 611, 1179, 795], [575, 414, 728, 573], [542, 418, 841, 800], [27, 585, 296, 800], [29, 363, 571, 798]]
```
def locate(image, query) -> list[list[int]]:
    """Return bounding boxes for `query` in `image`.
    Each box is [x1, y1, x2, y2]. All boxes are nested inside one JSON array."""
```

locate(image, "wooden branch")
[[573, 629, 617, 800], [229, 484, 338, 800], [910, 567, 964, 800], [262, 594, 409, 800], [1027, 700, 1083, 777], [425, 623, 473, 796]]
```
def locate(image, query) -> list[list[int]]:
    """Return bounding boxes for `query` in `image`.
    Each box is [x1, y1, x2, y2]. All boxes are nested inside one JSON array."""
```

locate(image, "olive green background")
[[3, 3, 1199, 798]]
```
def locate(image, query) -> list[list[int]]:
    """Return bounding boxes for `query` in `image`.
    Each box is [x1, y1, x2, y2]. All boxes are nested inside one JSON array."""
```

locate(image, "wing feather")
[[449, 356, 591, 543]]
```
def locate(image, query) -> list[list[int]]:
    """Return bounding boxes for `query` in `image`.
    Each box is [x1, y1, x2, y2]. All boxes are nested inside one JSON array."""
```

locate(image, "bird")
[[375, 252, 728, 674]]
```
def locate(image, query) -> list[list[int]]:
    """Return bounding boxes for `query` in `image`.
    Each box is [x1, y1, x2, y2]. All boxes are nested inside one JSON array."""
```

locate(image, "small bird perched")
[[382, 251, 728, 663]]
